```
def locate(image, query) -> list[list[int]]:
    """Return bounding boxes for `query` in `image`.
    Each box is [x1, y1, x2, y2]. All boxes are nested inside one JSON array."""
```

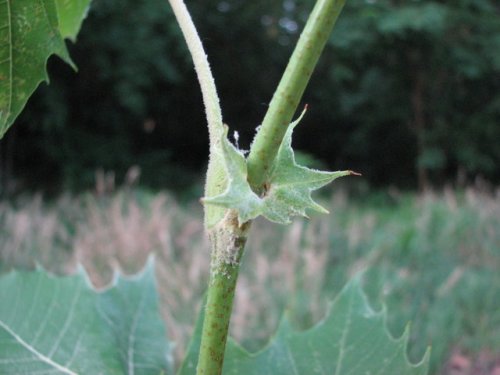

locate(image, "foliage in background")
[[325, 0, 500, 189], [0, 0, 499, 195], [1, 188, 498, 374]]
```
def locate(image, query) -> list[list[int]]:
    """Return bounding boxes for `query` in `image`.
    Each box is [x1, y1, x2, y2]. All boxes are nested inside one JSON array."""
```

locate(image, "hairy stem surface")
[[197, 213, 250, 375], [167, 0, 227, 229], [247, 0, 346, 192], [167, 0, 223, 145], [168, 0, 347, 373]]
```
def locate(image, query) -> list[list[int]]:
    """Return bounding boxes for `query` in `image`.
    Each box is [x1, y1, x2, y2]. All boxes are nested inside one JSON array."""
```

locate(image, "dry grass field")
[[1, 187, 499, 374]]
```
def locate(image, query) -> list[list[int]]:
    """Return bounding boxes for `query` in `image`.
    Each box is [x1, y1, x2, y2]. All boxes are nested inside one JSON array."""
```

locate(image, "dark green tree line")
[[1, 0, 498, 194]]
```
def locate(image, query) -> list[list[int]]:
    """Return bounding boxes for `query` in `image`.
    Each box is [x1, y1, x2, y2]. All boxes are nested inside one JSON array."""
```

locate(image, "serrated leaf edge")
[[0, 1, 78, 139], [225, 276, 430, 371], [1, 254, 172, 374], [10, 254, 157, 293]]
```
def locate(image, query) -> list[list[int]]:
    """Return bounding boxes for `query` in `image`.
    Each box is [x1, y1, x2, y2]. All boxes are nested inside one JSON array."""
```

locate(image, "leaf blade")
[[54, 0, 91, 41], [181, 278, 429, 375], [222, 277, 429, 375], [0, 258, 173, 374], [0, 0, 90, 138]]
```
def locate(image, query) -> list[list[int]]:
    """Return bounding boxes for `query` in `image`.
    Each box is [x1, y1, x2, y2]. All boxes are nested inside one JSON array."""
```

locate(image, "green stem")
[[168, 1, 348, 373], [167, 0, 227, 229], [197, 213, 250, 375], [247, 0, 347, 192], [167, 0, 223, 147]]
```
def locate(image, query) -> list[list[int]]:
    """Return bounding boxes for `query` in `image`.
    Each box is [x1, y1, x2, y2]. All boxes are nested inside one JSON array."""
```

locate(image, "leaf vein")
[[48, 284, 82, 358], [285, 342, 300, 375], [0, 320, 77, 375], [334, 290, 354, 375], [128, 288, 148, 375]]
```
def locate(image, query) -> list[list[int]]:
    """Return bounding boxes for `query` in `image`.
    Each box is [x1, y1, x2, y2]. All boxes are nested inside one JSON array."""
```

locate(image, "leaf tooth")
[[308, 199, 329, 214], [203, 105, 360, 226], [217, 276, 429, 374]]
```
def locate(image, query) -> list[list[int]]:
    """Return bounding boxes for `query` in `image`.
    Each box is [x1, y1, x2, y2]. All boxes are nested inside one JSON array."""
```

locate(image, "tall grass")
[[1, 187, 499, 374]]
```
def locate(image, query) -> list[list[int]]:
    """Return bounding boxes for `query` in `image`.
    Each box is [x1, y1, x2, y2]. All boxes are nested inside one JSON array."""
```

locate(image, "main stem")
[[168, 0, 348, 373], [247, 0, 347, 192], [197, 213, 251, 374]]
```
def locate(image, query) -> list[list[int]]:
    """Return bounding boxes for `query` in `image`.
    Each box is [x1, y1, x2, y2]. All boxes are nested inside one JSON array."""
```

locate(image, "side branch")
[[247, 0, 347, 192]]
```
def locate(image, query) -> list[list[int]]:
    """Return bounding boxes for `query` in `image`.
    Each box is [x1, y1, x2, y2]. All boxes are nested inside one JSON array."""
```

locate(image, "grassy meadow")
[[1, 187, 499, 374]]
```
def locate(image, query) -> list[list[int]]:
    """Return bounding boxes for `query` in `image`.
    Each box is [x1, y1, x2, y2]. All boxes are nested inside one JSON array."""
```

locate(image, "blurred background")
[[1, 0, 499, 194], [0, 0, 499, 374]]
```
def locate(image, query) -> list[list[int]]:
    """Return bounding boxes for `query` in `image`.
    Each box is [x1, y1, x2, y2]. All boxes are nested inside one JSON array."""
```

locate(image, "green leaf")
[[0, 0, 91, 138], [55, 0, 91, 41], [203, 111, 356, 225], [177, 299, 205, 375], [0, 258, 173, 374], [180, 278, 430, 375]]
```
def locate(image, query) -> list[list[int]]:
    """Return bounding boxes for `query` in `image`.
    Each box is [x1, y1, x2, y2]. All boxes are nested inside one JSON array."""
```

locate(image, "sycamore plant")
[[0, 1, 429, 374]]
